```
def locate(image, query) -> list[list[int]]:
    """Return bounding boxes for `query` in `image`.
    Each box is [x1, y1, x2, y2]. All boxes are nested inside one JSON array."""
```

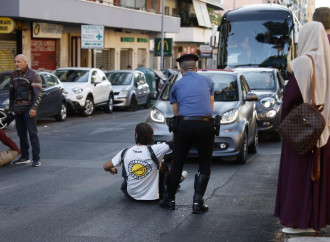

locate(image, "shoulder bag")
[[279, 55, 325, 181]]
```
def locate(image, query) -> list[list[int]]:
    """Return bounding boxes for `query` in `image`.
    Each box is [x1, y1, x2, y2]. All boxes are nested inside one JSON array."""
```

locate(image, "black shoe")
[[32, 161, 41, 167], [192, 202, 209, 214], [13, 157, 30, 165], [159, 197, 175, 210], [192, 173, 210, 214]]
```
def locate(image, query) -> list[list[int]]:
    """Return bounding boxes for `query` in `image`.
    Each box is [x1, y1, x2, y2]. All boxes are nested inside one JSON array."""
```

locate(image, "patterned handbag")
[[279, 56, 325, 180]]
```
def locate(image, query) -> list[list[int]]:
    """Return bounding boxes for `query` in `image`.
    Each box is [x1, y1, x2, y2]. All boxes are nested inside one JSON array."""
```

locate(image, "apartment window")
[[151, 0, 158, 13], [172, 8, 178, 16]]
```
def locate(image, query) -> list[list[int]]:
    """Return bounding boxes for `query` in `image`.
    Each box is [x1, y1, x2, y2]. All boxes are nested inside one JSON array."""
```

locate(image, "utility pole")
[[160, 0, 165, 70]]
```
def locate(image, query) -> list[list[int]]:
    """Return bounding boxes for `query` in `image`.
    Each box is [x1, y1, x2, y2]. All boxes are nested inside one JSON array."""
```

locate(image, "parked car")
[[53, 68, 114, 116], [146, 70, 259, 164], [0, 71, 67, 129], [234, 67, 284, 140], [105, 70, 150, 111]]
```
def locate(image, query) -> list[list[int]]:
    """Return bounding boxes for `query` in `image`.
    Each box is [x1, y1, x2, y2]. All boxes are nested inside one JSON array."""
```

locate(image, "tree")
[[208, 8, 222, 26]]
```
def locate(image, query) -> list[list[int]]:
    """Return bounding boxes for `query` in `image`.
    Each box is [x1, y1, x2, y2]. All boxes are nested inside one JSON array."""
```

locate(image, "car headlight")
[[266, 110, 277, 118], [2, 98, 9, 105], [119, 90, 128, 96], [260, 97, 275, 108], [150, 108, 165, 123], [72, 87, 83, 94], [221, 109, 239, 124]]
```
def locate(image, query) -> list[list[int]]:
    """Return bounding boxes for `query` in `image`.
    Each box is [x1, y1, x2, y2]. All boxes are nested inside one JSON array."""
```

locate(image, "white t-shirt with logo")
[[112, 143, 171, 200]]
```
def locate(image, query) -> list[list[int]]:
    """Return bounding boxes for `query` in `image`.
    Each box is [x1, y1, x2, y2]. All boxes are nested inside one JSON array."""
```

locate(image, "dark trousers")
[[15, 108, 40, 162], [167, 120, 214, 199]]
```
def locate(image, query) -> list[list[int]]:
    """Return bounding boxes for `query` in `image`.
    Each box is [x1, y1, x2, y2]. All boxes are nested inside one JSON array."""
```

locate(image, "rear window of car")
[[53, 70, 89, 83], [239, 71, 276, 90], [106, 72, 132, 85], [198, 72, 239, 101]]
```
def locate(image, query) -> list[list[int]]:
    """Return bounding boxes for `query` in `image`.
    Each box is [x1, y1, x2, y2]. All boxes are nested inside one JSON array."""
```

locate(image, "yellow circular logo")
[[128, 160, 152, 179]]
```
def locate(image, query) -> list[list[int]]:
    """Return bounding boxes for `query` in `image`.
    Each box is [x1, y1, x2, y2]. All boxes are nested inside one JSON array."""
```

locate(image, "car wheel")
[[248, 127, 258, 154], [128, 96, 138, 111], [55, 103, 67, 121], [104, 95, 114, 113], [82, 97, 94, 116], [143, 97, 150, 109], [236, 130, 248, 164], [0, 110, 8, 129]]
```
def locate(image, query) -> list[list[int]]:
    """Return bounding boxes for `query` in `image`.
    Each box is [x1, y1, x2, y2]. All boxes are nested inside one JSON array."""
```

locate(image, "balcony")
[[0, 0, 180, 33]]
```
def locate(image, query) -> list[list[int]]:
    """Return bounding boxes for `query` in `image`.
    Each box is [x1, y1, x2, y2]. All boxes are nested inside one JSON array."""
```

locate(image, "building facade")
[[0, 0, 224, 72]]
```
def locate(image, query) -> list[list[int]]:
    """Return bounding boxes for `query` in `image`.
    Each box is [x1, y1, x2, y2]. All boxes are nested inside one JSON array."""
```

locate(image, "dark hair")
[[135, 122, 154, 145], [313, 7, 330, 29]]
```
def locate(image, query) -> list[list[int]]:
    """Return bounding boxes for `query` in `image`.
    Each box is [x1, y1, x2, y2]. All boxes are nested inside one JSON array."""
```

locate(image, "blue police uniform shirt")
[[170, 71, 214, 116]]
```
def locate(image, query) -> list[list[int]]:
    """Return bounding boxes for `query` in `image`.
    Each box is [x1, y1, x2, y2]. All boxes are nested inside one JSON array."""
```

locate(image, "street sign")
[[154, 38, 172, 57], [199, 44, 213, 58], [81, 25, 104, 49]]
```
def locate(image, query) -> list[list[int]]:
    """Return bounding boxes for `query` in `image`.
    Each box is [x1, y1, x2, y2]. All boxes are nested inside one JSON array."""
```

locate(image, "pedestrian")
[[99, 65, 105, 71], [274, 21, 330, 234], [127, 65, 132, 70], [313, 7, 330, 43], [9, 54, 42, 167], [0, 129, 20, 167], [103, 122, 187, 201], [159, 54, 215, 214]]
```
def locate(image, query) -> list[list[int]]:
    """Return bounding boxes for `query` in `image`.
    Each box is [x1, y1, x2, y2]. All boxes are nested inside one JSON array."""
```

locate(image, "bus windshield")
[[218, 18, 293, 74]]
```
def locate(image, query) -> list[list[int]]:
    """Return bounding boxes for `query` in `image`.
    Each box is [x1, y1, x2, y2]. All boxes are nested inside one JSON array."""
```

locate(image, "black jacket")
[[9, 66, 42, 111]]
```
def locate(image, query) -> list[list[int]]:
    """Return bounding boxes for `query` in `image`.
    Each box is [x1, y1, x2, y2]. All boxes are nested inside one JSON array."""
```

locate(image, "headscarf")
[[289, 21, 330, 147]]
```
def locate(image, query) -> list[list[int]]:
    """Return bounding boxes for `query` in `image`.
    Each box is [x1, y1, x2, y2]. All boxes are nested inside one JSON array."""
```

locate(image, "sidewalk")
[[285, 227, 330, 241]]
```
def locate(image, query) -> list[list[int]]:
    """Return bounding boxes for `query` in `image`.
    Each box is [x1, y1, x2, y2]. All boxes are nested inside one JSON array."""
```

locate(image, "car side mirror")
[[245, 92, 258, 101]]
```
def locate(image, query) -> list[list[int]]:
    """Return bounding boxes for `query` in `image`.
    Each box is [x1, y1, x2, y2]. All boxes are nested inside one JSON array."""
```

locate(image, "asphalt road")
[[0, 108, 321, 242]]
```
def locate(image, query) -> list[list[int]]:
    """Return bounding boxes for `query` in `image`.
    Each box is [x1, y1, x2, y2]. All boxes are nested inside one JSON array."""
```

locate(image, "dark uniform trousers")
[[167, 119, 214, 199]]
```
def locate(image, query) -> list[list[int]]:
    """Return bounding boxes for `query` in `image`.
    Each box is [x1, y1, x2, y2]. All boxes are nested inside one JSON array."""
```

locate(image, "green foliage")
[[208, 8, 222, 26]]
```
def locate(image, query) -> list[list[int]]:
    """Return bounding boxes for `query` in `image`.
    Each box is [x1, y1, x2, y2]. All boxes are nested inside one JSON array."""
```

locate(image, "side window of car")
[[240, 76, 247, 99], [40, 75, 47, 88], [91, 71, 98, 83], [134, 73, 143, 86], [47, 75, 58, 87], [139, 73, 146, 85]]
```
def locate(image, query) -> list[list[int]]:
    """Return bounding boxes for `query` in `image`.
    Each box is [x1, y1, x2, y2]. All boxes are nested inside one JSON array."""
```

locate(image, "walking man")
[[159, 54, 215, 213], [9, 54, 42, 167]]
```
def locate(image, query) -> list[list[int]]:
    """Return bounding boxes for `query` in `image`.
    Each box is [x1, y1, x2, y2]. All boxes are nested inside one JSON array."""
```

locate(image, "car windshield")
[[106, 72, 132, 85], [53, 70, 89, 82], [198, 72, 239, 101], [0, 73, 11, 90], [239, 71, 275, 90]]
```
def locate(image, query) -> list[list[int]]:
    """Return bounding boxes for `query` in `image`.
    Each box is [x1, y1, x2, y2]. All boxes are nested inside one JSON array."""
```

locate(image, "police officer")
[[159, 54, 215, 214]]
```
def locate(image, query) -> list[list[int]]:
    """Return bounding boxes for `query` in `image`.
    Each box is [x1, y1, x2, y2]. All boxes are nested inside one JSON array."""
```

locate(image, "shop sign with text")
[[0, 17, 15, 34], [33, 22, 63, 39]]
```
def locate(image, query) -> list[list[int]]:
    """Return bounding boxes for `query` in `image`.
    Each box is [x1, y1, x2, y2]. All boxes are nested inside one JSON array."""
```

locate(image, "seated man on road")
[[103, 122, 187, 200]]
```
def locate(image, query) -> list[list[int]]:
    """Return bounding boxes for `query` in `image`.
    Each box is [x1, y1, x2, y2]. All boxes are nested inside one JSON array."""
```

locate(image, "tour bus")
[[213, 4, 301, 79]]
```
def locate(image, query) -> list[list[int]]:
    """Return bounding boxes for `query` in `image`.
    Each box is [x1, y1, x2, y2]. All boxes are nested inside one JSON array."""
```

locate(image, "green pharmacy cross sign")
[[154, 38, 172, 57], [81, 25, 104, 49]]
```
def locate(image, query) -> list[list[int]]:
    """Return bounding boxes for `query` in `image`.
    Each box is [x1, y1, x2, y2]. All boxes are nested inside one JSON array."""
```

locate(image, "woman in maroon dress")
[[0, 128, 20, 166], [274, 21, 330, 234]]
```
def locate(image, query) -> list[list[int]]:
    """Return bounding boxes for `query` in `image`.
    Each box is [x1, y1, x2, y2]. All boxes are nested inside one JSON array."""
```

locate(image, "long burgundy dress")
[[274, 74, 330, 231]]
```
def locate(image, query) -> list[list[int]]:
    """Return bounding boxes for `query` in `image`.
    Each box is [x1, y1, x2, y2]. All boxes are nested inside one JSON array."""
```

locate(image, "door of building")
[[0, 40, 16, 71], [31, 39, 56, 71]]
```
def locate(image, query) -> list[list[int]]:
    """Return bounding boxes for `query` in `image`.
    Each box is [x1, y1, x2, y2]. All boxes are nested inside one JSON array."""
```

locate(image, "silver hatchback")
[[105, 70, 150, 111], [146, 70, 258, 164]]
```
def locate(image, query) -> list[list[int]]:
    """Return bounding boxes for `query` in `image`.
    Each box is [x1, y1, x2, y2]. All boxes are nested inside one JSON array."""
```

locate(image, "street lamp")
[[160, 0, 165, 70]]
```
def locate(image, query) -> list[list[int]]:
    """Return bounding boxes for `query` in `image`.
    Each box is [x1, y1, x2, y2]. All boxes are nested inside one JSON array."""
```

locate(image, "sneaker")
[[32, 161, 41, 167], [282, 228, 316, 234], [13, 157, 30, 165], [180, 171, 188, 183]]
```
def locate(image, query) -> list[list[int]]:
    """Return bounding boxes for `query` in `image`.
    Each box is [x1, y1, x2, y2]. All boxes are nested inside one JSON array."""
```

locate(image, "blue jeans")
[[15, 107, 40, 162]]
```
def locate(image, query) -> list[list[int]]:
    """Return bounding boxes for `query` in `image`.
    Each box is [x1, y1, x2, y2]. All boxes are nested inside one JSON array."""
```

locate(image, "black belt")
[[180, 116, 213, 122]]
